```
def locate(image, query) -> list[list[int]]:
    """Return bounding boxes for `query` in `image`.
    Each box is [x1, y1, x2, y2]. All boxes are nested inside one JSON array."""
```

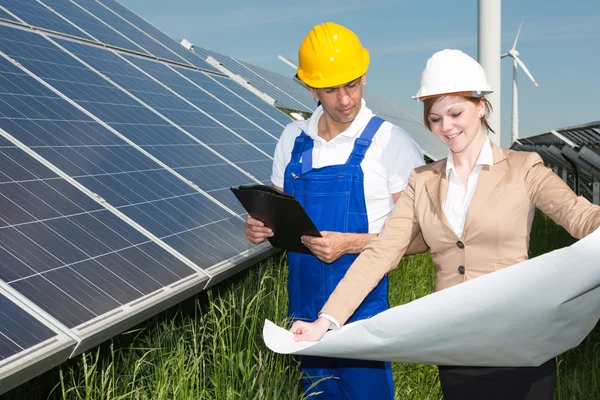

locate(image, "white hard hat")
[[413, 49, 493, 101]]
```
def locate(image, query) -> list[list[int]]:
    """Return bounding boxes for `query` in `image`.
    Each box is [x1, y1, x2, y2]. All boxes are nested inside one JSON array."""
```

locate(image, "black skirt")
[[438, 358, 556, 400]]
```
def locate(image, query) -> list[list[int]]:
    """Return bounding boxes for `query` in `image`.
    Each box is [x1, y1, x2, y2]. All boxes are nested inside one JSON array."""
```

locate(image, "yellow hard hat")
[[297, 22, 369, 89]]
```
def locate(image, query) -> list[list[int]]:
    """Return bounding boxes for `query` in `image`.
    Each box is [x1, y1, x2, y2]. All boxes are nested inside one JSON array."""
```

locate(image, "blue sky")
[[122, 0, 599, 147]]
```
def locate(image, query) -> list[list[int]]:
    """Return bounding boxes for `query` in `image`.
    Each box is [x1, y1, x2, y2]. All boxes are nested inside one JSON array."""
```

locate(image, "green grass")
[[1, 212, 597, 399]]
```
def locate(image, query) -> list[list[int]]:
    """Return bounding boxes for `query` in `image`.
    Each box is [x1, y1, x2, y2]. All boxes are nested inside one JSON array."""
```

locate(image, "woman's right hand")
[[244, 216, 273, 244], [289, 317, 332, 342]]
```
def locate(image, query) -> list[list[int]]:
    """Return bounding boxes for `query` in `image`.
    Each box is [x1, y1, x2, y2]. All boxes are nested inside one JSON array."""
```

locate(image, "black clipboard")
[[231, 185, 321, 254]]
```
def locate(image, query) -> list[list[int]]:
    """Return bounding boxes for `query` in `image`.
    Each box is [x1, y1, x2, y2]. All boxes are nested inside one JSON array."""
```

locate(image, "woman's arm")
[[290, 170, 422, 341], [525, 152, 600, 237]]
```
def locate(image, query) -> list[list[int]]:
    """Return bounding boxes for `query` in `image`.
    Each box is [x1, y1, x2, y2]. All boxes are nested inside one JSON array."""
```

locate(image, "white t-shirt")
[[271, 99, 425, 233]]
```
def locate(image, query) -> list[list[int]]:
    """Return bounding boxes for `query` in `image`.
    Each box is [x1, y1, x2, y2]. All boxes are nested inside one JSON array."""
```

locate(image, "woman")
[[289, 49, 600, 399]]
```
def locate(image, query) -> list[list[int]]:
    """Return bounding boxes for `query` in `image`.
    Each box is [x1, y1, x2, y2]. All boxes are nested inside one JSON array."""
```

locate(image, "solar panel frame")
[[0, 6, 21, 22], [0, 285, 75, 395]]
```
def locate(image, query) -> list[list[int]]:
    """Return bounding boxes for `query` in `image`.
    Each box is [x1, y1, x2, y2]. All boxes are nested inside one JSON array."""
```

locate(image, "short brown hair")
[[421, 91, 494, 133]]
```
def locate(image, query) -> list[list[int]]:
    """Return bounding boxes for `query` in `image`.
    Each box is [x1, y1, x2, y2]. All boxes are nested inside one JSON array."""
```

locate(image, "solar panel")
[[53, 37, 274, 184], [234, 58, 316, 111], [39, 0, 151, 54], [0, 132, 203, 326], [0, 1, 294, 392], [0, 0, 87, 39], [0, 25, 259, 268], [195, 46, 313, 112], [174, 67, 287, 137], [125, 56, 279, 152], [95, 0, 221, 74], [210, 74, 293, 127], [71, 0, 202, 66], [0, 288, 74, 393]]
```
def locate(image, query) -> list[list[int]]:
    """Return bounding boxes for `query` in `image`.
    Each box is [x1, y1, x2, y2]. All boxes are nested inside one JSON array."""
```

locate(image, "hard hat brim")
[[412, 89, 494, 102]]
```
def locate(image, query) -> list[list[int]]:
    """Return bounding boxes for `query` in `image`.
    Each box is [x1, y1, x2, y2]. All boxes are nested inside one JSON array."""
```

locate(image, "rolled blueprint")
[[263, 228, 600, 367]]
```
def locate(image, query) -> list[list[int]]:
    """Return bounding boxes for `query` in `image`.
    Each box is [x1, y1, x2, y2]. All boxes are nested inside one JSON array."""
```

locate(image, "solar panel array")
[[0, 0, 294, 393], [511, 121, 600, 204]]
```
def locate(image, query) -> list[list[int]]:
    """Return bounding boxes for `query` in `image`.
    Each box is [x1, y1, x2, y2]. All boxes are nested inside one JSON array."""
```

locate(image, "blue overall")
[[283, 116, 394, 399]]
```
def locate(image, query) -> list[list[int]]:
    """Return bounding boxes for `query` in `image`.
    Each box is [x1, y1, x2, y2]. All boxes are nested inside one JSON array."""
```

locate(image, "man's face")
[[311, 75, 366, 125]]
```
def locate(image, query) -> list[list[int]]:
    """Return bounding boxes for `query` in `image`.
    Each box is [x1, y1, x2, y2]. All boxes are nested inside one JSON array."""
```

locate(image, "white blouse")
[[443, 138, 493, 238]]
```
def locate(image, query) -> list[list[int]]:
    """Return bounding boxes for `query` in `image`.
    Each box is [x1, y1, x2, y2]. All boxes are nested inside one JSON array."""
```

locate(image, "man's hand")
[[301, 231, 347, 263], [244, 215, 273, 244], [289, 317, 332, 342]]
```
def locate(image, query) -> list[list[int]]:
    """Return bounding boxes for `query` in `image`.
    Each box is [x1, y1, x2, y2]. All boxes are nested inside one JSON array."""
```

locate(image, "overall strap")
[[346, 116, 385, 166], [290, 131, 314, 174]]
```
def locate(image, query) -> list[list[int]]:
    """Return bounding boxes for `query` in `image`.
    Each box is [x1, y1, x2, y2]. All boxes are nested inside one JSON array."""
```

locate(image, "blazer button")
[[456, 241, 465, 249], [458, 266, 465, 274]]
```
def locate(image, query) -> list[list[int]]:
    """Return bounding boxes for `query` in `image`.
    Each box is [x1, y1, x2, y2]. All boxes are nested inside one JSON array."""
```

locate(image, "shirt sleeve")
[[385, 126, 425, 193], [270, 126, 293, 188]]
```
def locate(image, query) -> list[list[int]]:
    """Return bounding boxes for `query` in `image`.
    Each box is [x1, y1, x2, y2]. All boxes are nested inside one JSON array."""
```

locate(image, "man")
[[245, 22, 426, 399]]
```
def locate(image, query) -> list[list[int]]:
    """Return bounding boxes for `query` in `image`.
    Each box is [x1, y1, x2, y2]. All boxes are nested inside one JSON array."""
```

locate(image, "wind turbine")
[[502, 20, 539, 143]]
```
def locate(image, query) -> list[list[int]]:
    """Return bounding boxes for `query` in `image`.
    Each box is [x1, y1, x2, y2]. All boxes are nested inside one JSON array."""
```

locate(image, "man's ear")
[[309, 86, 319, 99]]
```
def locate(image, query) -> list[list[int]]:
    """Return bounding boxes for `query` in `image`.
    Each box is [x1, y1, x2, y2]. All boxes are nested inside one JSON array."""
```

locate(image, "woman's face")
[[427, 96, 485, 154]]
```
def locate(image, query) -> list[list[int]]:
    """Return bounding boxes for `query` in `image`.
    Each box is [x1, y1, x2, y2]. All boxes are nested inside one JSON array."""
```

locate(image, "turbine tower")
[[502, 20, 539, 143]]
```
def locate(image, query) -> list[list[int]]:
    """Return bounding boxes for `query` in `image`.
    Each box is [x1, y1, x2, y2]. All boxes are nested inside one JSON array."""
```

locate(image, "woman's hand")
[[289, 317, 332, 342]]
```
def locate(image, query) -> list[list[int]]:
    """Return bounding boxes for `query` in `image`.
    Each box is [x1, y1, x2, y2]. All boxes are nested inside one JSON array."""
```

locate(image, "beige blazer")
[[321, 142, 600, 325]]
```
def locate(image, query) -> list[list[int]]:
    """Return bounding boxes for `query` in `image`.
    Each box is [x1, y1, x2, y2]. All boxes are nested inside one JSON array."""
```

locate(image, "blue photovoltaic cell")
[[209, 74, 293, 127], [236, 59, 316, 111], [56, 38, 273, 184], [97, 0, 220, 74], [0, 292, 58, 360], [0, 136, 196, 328], [174, 68, 286, 137], [1, 0, 91, 39], [194, 46, 312, 112], [38, 0, 150, 55], [0, 25, 256, 272]]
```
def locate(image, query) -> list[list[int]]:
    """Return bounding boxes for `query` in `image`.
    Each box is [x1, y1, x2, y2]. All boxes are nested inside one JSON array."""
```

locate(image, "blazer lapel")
[[425, 160, 455, 234], [463, 142, 508, 234]]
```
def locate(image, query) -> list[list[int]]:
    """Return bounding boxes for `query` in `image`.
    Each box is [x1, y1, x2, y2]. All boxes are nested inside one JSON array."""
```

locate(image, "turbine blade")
[[514, 56, 539, 87], [501, 53, 510, 58], [512, 19, 524, 50]]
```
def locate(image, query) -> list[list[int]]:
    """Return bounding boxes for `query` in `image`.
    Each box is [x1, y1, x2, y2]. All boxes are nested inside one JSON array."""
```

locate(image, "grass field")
[[1, 211, 597, 399]]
